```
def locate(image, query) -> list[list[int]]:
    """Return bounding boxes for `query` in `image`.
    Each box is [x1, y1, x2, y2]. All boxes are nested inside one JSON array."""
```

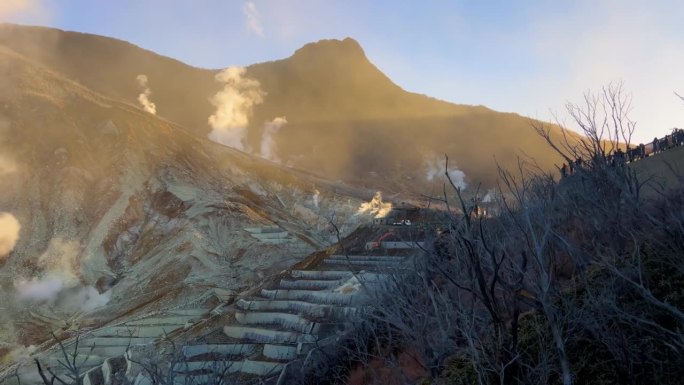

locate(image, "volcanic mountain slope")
[[0, 23, 577, 188], [0, 46, 368, 353]]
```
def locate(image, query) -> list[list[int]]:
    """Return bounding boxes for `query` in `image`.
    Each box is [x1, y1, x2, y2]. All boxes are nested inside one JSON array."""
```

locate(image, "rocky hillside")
[[0, 45, 370, 353], [0, 24, 578, 188]]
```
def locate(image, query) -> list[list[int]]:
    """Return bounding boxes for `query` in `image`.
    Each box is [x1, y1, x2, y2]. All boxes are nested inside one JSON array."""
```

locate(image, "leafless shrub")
[[34, 332, 90, 385], [27, 330, 268, 385], [318, 85, 684, 385]]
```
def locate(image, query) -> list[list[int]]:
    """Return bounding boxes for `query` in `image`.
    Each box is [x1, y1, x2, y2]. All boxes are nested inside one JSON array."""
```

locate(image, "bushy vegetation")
[[17, 84, 682, 385], [309, 84, 684, 385]]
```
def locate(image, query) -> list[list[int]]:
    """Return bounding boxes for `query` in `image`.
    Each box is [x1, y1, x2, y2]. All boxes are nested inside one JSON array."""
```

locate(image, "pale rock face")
[[0, 48, 369, 362], [0, 141, 366, 359]]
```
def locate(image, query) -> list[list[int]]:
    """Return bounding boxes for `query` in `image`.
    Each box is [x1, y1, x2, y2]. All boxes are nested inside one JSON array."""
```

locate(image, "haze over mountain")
[[1, 16, 682, 385], [0, 43, 368, 351], [1, 23, 581, 357], [0, 23, 575, 189], [0, 26, 582, 348], [0, 24, 585, 347]]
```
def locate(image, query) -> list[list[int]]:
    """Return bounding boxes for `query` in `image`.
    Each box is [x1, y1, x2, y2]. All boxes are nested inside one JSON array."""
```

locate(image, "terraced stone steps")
[[163, 309, 209, 317], [82, 366, 104, 385], [182, 344, 260, 359], [259, 289, 364, 305], [179, 259, 399, 380], [177, 262, 396, 379], [79, 336, 157, 347], [175, 343, 296, 380], [90, 325, 182, 338], [234, 312, 320, 334], [322, 258, 404, 267], [75, 345, 132, 358], [262, 344, 299, 361], [169, 359, 284, 383], [169, 373, 213, 385], [122, 316, 201, 326], [1, 250, 400, 384], [38, 354, 106, 367], [16, 252, 402, 384], [327, 255, 406, 262], [102, 355, 129, 385], [172, 359, 284, 376], [0, 307, 213, 385], [229, 359, 285, 376], [6, 359, 103, 382], [222, 325, 317, 345], [289, 270, 354, 280], [277, 278, 342, 290], [235, 299, 358, 319]]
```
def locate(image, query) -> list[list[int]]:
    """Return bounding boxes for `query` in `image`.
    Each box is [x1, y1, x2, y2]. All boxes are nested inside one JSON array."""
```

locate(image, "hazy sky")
[[2, 0, 683, 143]]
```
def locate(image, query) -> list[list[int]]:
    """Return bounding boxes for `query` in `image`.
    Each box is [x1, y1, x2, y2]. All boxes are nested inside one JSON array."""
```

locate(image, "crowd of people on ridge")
[[560, 128, 684, 177]]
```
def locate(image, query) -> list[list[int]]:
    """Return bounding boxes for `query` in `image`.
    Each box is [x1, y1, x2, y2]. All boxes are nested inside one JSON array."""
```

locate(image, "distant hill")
[[0, 23, 577, 189]]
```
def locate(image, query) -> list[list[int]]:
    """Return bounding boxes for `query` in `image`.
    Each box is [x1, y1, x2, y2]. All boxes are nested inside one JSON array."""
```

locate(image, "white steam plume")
[[8, 344, 37, 363], [425, 156, 468, 189], [0, 0, 43, 18], [313, 189, 321, 209], [0, 212, 20, 261], [14, 238, 80, 302], [260, 117, 287, 161], [37, 238, 81, 285], [13, 238, 110, 312], [208, 67, 265, 151], [14, 277, 110, 312], [14, 275, 63, 302], [243, 1, 264, 36], [136, 74, 157, 115], [357, 191, 392, 218], [76, 286, 112, 312], [482, 189, 496, 203]]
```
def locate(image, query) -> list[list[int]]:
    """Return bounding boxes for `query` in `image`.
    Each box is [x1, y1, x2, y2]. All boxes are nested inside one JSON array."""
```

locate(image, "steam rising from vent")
[[13, 238, 110, 312], [425, 156, 468, 189], [243, 1, 264, 36], [15, 275, 63, 302], [0, 212, 20, 261], [260, 117, 287, 161], [0, 0, 42, 17], [8, 345, 37, 364], [36, 238, 80, 285], [208, 67, 265, 150], [482, 189, 496, 203], [357, 191, 392, 218], [136, 74, 157, 115], [14, 277, 111, 312], [313, 189, 321, 209]]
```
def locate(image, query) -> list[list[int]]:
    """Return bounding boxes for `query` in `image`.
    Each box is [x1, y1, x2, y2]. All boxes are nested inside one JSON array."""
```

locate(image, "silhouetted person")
[[660, 137, 669, 152], [638, 143, 645, 160], [653, 137, 659, 154], [676, 129, 684, 146], [606, 153, 614, 167], [560, 163, 568, 177], [614, 147, 625, 166]]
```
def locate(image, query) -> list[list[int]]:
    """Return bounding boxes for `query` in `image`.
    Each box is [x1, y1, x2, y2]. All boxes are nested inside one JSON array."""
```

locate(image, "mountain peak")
[[290, 37, 366, 63]]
